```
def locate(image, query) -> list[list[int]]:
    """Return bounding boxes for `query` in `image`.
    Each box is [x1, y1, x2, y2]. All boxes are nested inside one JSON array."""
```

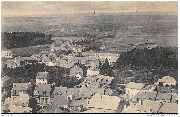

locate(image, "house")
[[3, 94, 32, 113], [94, 52, 120, 65], [67, 88, 80, 100], [11, 82, 32, 98], [4, 58, 17, 68], [14, 56, 39, 67], [156, 93, 172, 102], [51, 37, 85, 45], [53, 95, 69, 109], [82, 51, 95, 57], [79, 86, 104, 99], [70, 99, 88, 112], [1, 50, 13, 58], [125, 82, 145, 99], [87, 94, 120, 113], [133, 91, 157, 101], [69, 65, 83, 79], [8, 105, 32, 113], [87, 66, 99, 77], [40, 53, 57, 66], [56, 59, 74, 68], [155, 76, 177, 86], [137, 100, 162, 113], [53, 86, 67, 96], [41, 104, 64, 113], [70, 45, 82, 53], [158, 102, 178, 113], [34, 84, 54, 108], [36, 72, 49, 84]]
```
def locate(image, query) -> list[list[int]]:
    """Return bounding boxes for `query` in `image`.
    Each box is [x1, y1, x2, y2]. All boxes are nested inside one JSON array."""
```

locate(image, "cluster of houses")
[[2, 70, 178, 113], [1, 36, 178, 113]]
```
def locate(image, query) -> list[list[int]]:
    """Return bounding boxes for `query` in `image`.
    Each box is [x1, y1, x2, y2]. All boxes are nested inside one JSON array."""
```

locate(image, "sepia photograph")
[[1, 1, 178, 114]]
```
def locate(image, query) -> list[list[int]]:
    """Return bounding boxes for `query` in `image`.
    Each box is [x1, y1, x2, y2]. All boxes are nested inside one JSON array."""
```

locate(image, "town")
[[1, 1, 178, 114], [1, 34, 178, 113]]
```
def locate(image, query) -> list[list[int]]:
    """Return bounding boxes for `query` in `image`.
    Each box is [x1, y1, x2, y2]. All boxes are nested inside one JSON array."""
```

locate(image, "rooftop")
[[88, 94, 120, 111], [126, 82, 145, 90], [36, 72, 49, 79], [158, 102, 178, 113], [12, 83, 31, 91], [156, 76, 177, 84]]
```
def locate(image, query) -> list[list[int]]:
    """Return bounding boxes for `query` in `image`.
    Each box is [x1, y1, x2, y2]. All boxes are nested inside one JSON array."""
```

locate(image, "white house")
[[87, 66, 99, 77], [1, 50, 13, 58], [155, 76, 177, 86], [36, 72, 49, 84], [125, 82, 145, 99]]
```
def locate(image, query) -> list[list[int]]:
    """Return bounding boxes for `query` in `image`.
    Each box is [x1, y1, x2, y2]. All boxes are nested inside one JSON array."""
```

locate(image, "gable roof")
[[138, 100, 162, 113], [156, 93, 172, 100], [36, 72, 49, 79], [12, 83, 31, 91], [134, 91, 157, 101], [158, 102, 178, 113], [88, 94, 120, 111], [126, 82, 145, 90], [53, 86, 67, 96], [35, 84, 52, 96], [70, 99, 88, 107], [67, 88, 80, 96], [53, 95, 68, 107], [156, 76, 176, 84]]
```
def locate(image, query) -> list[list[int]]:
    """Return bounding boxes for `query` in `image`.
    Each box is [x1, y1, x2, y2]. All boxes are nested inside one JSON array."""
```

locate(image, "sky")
[[2, 1, 178, 17]]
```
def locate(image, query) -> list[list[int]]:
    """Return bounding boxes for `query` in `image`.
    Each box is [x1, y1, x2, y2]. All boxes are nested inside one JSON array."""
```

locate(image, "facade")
[[125, 82, 145, 99], [34, 84, 54, 108], [1, 50, 13, 58], [87, 94, 120, 113], [11, 82, 32, 98], [155, 76, 177, 86], [36, 72, 49, 84], [87, 66, 100, 77]]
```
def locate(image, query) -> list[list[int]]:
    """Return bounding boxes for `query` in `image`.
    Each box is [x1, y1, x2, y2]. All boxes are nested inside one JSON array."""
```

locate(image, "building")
[[34, 84, 54, 108], [125, 82, 145, 99], [70, 99, 88, 112], [1, 50, 13, 58], [155, 76, 177, 86], [67, 88, 80, 100], [51, 37, 85, 45], [36, 72, 49, 84], [56, 59, 74, 68], [87, 66, 100, 77], [69, 65, 83, 79], [70, 45, 83, 53], [53, 86, 67, 96], [87, 94, 120, 113], [94, 52, 120, 65], [3, 58, 17, 68], [14, 57, 39, 67], [3, 94, 32, 113], [11, 83, 32, 98], [158, 102, 178, 113]]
